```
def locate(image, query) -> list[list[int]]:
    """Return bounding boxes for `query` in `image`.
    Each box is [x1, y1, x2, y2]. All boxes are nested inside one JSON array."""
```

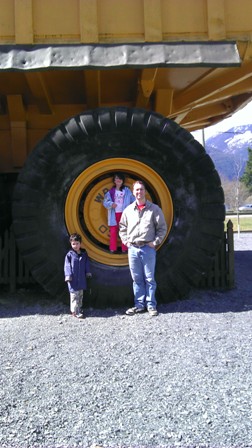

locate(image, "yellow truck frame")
[[0, 0, 251, 305]]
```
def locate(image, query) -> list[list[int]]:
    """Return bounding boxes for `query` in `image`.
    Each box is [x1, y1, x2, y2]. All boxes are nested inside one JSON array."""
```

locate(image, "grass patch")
[[225, 214, 252, 232]]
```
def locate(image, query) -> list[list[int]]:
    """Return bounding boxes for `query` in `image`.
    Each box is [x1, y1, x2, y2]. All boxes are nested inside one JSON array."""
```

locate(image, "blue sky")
[[192, 101, 252, 144]]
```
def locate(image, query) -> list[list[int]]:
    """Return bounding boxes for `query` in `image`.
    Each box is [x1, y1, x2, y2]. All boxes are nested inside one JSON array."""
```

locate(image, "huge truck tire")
[[12, 107, 225, 307], [0, 175, 12, 236]]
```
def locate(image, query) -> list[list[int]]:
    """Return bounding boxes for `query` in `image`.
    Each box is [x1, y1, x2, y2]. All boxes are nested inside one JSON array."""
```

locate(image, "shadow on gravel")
[[0, 286, 124, 319], [159, 250, 252, 315], [1, 251, 251, 318]]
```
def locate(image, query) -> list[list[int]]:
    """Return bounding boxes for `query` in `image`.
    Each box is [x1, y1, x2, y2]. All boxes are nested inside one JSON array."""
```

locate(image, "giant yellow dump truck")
[[1, 0, 251, 305]]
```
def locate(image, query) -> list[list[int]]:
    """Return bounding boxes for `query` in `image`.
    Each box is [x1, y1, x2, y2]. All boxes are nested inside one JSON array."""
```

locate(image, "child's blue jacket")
[[103, 187, 135, 226], [64, 249, 91, 293]]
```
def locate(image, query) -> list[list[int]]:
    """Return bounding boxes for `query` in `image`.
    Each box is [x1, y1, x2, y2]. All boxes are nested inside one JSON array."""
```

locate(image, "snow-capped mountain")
[[204, 124, 252, 180]]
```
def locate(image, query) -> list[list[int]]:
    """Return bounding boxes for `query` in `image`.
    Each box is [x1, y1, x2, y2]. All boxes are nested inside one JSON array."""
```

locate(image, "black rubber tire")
[[12, 107, 225, 306]]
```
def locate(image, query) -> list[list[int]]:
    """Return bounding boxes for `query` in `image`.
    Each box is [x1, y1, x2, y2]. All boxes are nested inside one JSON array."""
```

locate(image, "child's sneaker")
[[71, 312, 84, 319]]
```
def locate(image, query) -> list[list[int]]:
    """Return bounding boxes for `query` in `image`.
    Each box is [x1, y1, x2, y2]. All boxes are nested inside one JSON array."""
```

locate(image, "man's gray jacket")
[[119, 200, 167, 247]]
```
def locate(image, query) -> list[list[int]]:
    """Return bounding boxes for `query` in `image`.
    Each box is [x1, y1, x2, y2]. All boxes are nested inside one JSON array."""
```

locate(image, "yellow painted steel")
[[0, 0, 252, 44], [1, 0, 252, 173], [65, 158, 173, 266]]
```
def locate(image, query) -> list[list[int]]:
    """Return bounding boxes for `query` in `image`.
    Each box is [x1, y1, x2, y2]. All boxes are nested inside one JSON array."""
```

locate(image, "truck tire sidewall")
[[12, 108, 225, 306]]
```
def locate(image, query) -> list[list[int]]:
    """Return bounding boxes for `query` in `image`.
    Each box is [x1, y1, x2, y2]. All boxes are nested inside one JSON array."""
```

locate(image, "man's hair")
[[133, 180, 146, 189], [69, 233, 82, 243]]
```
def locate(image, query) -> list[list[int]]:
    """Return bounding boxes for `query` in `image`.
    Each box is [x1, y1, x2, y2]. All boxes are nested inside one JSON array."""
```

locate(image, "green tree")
[[240, 147, 252, 193]]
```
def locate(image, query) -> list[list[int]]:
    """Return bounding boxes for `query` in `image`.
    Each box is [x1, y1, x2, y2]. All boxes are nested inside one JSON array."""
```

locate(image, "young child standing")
[[64, 233, 92, 319], [103, 172, 135, 253]]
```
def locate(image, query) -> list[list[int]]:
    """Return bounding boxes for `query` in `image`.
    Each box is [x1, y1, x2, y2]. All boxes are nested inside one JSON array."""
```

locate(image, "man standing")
[[119, 180, 167, 316]]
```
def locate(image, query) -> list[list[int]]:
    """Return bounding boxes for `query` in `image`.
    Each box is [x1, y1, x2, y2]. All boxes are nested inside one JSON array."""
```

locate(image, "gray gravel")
[[0, 233, 252, 448]]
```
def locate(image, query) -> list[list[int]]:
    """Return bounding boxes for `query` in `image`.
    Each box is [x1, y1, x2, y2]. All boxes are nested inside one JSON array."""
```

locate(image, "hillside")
[[204, 125, 252, 180]]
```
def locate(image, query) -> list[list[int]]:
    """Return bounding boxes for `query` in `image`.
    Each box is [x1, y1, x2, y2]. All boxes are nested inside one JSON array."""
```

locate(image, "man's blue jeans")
[[128, 245, 157, 309]]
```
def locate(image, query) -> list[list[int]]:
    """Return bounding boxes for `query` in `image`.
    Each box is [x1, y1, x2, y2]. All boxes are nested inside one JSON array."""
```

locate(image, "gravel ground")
[[0, 234, 252, 448]]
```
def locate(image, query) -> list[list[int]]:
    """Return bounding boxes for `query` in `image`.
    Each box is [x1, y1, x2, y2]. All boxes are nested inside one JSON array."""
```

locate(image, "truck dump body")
[[0, 0, 250, 303], [0, 0, 252, 173]]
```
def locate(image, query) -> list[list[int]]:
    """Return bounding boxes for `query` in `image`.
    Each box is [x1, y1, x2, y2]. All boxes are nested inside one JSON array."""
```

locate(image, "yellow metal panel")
[[144, 0, 162, 41], [155, 88, 173, 116], [33, 0, 80, 42], [136, 68, 157, 108], [180, 102, 230, 128], [7, 94, 26, 121], [174, 62, 252, 109], [1, 0, 252, 174], [0, 0, 252, 44], [100, 69, 137, 104], [0, 0, 15, 42], [207, 0, 226, 40], [98, 0, 144, 42], [84, 70, 101, 109], [238, 41, 252, 61], [15, 0, 33, 43], [79, 0, 98, 43], [25, 72, 53, 114], [225, 0, 252, 39], [161, 0, 208, 40]]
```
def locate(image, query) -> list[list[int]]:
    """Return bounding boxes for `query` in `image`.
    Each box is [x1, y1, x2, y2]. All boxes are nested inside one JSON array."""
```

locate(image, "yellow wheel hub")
[[65, 158, 173, 266]]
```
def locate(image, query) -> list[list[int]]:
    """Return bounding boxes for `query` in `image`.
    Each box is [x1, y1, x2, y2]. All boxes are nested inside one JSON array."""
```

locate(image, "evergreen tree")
[[240, 147, 252, 193]]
